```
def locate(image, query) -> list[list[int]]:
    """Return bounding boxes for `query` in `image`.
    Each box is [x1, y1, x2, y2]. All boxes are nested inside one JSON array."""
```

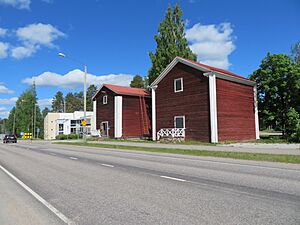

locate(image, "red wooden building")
[[92, 84, 151, 138], [150, 56, 259, 143]]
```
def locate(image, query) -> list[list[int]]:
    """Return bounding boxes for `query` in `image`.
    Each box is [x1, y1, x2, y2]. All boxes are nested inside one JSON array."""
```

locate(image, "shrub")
[[55, 134, 82, 140]]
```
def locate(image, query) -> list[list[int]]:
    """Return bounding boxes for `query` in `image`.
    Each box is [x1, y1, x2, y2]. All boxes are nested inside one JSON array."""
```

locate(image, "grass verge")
[[54, 142, 300, 164], [97, 138, 216, 146]]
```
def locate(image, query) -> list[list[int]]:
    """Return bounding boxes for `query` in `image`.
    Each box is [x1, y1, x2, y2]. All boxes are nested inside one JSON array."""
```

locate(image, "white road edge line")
[[100, 163, 114, 168], [0, 165, 74, 225], [160, 175, 186, 182], [69, 157, 78, 160]]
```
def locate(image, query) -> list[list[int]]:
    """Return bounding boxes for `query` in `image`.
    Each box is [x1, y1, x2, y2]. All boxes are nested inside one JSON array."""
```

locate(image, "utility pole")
[[83, 64, 87, 143], [34, 104, 36, 139], [13, 112, 16, 135], [58, 52, 88, 143]]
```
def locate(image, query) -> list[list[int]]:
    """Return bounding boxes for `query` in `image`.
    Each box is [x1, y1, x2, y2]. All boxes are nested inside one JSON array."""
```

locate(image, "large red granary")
[[92, 84, 151, 138], [149, 56, 259, 143]]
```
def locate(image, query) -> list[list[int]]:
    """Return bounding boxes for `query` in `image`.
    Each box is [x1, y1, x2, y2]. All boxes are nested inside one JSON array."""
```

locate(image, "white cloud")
[[0, 97, 18, 105], [6, 23, 65, 59], [11, 44, 37, 59], [0, 110, 9, 118], [0, 42, 9, 58], [38, 98, 52, 107], [16, 23, 65, 47], [0, 84, 14, 94], [186, 22, 235, 69], [0, 0, 30, 9], [0, 107, 8, 118], [22, 69, 134, 89], [0, 28, 7, 37]]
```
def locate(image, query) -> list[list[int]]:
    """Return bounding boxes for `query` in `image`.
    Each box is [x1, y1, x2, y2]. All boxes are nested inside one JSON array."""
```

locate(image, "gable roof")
[[150, 56, 256, 87], [92, 84, 150, 100]]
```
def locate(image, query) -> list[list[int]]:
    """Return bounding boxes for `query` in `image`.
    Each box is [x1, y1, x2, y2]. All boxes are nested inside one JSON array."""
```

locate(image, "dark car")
[[3, 134, 17, 143]]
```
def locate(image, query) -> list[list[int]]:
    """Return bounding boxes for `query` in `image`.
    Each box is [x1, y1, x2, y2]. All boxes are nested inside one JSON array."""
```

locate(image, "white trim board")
[[114, 96, 123, 138], [208, 74, 218, 143]]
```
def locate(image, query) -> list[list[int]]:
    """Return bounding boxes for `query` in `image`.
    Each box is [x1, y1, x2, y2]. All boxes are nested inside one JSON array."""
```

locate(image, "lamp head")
[[58, 52, 66, 57]]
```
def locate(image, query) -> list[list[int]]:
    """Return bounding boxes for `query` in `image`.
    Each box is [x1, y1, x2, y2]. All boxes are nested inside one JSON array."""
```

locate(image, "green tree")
[[52, 91, 64, 112], [65, 92, 77, 113], [130, 75, 145, 88], [5, 85, 43, 137], [87, 84, 98, 111], [74, 91, 84, 111], [42, 107, 50, 118], [250, 53, 300, 135], [148, 4, 196, 84], [286, 107, 300, 142], [291, 40, 300, 64]]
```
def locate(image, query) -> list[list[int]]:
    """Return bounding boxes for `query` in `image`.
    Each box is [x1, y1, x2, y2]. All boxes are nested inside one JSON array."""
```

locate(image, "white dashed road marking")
[[69, 157, 78, 160], [101, 163, 114, 168], [160, 175, 186, 182]]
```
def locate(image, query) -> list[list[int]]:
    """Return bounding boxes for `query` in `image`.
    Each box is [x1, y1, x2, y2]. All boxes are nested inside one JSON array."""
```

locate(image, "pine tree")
[[52, 91, 64, 112], [148, 4, 196, 84], [130, 75, 145, 88], [5, 85, 43, 137], [87, 85, 98, 111]]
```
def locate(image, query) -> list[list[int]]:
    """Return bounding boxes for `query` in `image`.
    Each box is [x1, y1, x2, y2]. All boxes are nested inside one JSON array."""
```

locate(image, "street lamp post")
[[58, 52, 87, 143]]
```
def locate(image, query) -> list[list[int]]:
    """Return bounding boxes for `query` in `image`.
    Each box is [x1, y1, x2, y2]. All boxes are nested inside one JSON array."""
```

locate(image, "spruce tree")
[[130, 75, 145, 88], [148, 4, 196, 84]]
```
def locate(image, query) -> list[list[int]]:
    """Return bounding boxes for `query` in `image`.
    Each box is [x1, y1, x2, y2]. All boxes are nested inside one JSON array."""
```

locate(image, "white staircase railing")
[[157, 128, 185, 140]]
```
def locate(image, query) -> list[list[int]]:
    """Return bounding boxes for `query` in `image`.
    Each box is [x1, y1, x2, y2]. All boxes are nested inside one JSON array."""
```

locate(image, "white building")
[[44, 111, 96, 140]]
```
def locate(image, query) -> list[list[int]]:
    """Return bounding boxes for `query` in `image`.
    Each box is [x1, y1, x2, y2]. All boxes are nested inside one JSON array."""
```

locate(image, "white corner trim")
[[114, 96, 122, 138], [93, 100, 97, 131], [209, 74, 218, 143], [254, 85, 260, 139], [151, 86, 157, 141]]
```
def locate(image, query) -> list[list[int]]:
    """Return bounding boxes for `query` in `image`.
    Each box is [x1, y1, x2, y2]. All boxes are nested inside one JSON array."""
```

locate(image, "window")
[[174, 78, 183, 92], [174, 116, 185, 128], [103, 95, 108, 104], [58, 124, 64, 132]]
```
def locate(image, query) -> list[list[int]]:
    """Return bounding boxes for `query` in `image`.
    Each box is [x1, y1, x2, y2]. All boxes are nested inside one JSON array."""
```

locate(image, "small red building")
[[150, 57, 259, 143], [92, 84, 151, 138]]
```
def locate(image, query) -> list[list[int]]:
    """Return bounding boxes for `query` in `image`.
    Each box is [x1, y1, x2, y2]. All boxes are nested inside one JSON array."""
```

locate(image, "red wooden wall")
[[95, 87, 114, 138], [122, 96, 151, 138], [156, 63, 211, 141], [216, 79, 256, 141]]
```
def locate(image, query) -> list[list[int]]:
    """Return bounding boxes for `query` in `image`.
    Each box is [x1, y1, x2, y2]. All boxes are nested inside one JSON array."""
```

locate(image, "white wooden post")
[[208, 74, 218, 143], [151, 86, 157, 141], [92, 100, 97, 132], [254, 85, 260, 139], [114, 96, 123, 138]]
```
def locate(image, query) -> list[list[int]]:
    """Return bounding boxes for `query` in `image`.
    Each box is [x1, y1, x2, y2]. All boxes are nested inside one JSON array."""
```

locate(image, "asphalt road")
[[0, 141, 300, 225]]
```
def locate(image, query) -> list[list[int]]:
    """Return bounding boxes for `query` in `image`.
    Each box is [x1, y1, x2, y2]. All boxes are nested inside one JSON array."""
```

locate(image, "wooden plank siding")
[[122, 96, 151, 138], [156, 63, 211, 141], [95, 87, 115, 138], [216, 79, 256, 141]]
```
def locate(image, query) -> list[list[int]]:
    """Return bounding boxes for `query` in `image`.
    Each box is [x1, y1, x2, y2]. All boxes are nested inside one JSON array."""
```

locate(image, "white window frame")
[[103, 95, 108, 104], [174, 78, 183, 93], [174, 116, 185, 128], [101, 121, 109, 137]]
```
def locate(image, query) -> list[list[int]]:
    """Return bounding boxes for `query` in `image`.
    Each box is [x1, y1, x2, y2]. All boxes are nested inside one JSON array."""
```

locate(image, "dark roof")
[[176, 56, 252, 81], [93, 84, 149, 99]]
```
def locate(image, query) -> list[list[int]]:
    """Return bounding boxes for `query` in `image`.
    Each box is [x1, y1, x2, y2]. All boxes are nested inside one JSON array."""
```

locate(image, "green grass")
[[54, 142, 300, 164], [98, 138, 216, 146]]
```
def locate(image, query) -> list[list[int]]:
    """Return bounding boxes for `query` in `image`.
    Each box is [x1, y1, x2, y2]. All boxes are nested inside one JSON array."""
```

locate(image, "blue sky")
[[0, 0, 299, 118]]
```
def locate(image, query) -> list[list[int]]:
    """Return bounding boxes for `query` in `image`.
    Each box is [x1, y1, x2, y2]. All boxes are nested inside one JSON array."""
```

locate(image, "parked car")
[[3, 134, 17, 143]]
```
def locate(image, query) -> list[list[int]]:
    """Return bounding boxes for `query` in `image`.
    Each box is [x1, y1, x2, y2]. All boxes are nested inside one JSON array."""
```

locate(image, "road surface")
[[0, 141, 299, 225]]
